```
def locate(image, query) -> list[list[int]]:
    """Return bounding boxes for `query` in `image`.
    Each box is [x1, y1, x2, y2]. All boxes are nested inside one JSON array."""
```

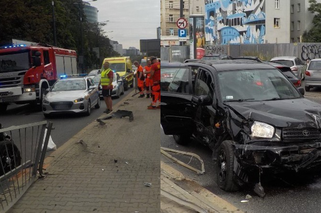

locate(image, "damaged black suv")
[[161, 59, 321, 195]]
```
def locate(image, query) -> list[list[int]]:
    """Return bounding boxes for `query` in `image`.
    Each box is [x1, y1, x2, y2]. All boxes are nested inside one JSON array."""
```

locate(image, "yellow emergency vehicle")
[[102, 57, 134, 90]]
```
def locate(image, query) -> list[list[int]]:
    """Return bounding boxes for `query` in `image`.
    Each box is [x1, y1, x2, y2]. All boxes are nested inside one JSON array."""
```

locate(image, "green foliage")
[[241, 51, 273, 61], [303, 0, 321, 42], [0, 0, 118, 70]]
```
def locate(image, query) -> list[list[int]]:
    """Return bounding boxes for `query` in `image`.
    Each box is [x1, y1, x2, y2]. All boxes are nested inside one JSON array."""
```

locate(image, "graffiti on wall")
[[205, 0, 266, 45], [205, 45, 226, 55], [301, 44, 321, 61]]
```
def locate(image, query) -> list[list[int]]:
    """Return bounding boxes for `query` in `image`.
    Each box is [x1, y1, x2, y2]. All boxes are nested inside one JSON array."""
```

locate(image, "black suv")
[[161, 59, 321, 195]]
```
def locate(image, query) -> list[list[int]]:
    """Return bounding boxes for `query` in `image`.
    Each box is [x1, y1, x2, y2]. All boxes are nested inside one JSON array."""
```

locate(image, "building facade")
[[160, 0, 318, 45], [83, 2, 98, 23], [161, 0, 190, 46], [110, 40, 123, 55]]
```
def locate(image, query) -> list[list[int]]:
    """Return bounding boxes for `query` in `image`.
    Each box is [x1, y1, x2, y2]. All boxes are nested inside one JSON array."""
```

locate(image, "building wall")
[[265, 0, 290, 43], [83, 2, 98, 23], [161, 0, 190, 46], [204, 0, 266, 45]]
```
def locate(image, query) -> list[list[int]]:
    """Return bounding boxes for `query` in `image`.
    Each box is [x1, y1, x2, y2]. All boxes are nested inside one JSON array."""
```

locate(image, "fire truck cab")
[[0, 44, 77, 112]]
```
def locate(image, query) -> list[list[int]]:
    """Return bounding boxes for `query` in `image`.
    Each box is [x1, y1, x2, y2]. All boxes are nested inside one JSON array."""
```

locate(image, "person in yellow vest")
[[98, 61, 113, 114]]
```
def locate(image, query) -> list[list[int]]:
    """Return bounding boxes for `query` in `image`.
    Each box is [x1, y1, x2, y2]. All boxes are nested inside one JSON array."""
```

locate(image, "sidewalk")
[[8, 90, 242, 213], [8, 91, 160, 213]]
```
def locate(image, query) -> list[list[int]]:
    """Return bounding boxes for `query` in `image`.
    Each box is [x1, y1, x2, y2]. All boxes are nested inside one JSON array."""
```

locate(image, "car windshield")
[[308, 61, 321, 70], [109, 63, 125, 72], [0, 51, 30, 72], [52, 79, 86, 91], [92, 76, 101, 85], [218, 69, 301, 102], [271, 60, 294, 67]]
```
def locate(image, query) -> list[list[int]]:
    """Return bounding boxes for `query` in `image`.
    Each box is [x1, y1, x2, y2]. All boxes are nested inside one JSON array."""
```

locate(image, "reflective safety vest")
[[101, 68, 112, 86]]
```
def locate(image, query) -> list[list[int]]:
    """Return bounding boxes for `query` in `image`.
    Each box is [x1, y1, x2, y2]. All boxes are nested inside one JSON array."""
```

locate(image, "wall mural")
[[205, 0, 266, 45]]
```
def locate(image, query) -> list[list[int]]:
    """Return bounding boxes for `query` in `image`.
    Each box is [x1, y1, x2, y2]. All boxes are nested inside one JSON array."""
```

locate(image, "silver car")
[[42, 77, 100, 117], [305, 58, 321, 91], [90, 72, 124, 98], [270, 56, 306, 80]]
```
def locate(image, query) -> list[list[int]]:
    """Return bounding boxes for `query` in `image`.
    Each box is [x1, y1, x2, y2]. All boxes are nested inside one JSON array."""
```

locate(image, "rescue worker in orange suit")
[[98, 61, 113, 113], [134, 61, 145, 98], [144, 59, 152, 99], [148, 56, 161, 109]]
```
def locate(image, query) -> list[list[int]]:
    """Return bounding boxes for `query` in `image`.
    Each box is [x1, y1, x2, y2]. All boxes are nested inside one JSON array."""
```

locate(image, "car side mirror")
[[298, 87, 305, 95], [192, 95, 212, 105], [89, 85, 96, 90]]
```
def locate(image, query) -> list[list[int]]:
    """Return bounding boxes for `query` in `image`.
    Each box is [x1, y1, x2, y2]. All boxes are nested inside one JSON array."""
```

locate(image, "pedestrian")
[[134, 61, 145, 98], [98, 61, 113, 113], [148, 56, 161, 109], [144, 59, 152, 98]]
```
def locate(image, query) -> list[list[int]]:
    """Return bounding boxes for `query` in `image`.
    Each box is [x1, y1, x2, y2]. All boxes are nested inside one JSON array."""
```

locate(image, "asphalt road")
[[161, 91, 321, 213], [0, 88, 135, 148]]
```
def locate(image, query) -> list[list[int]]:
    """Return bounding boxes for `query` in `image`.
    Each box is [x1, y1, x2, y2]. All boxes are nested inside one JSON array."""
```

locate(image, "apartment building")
[[160, 0, 190, 46]]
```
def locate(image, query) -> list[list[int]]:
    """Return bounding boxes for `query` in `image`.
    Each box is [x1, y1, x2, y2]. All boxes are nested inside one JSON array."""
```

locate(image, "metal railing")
[[0, 121, 53, 212]]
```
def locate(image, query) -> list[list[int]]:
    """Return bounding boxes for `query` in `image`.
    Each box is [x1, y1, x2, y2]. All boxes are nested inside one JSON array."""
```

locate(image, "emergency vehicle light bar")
[[0, 44, 27, 49]]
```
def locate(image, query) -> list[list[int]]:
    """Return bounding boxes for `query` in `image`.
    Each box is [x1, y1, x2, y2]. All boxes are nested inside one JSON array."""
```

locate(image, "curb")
[[42, 90, 137, 170], [161, 161, 244, 213]]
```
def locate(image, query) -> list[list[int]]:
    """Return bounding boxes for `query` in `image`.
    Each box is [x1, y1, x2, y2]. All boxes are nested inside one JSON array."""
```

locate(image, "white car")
[[90, 72, 124, 98], [42, 77, 100, 117], [270, 56, 306, 80]]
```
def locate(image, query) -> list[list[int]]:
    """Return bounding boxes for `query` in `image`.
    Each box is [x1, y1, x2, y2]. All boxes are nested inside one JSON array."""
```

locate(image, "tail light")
[[294, 80, 301, 87], [291, 66, 298, 71], [305, 71, 311, 76]]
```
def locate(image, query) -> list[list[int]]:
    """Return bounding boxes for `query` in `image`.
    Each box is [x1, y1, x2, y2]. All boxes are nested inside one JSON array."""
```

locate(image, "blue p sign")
[[178, 29, 187, 38]]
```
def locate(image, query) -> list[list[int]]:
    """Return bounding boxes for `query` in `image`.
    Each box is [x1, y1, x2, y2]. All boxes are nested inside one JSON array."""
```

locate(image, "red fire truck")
[[0, 43, 77, 112]]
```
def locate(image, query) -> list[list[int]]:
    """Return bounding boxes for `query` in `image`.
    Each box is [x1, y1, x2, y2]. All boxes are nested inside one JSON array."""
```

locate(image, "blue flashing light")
[[112, 70, 116, 73], [0, 44, 27, 49], [60, 74, 67, 79]]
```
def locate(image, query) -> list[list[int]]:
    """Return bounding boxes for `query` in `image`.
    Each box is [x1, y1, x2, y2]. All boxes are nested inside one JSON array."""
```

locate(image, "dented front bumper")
[[234, 141, 321, 171]]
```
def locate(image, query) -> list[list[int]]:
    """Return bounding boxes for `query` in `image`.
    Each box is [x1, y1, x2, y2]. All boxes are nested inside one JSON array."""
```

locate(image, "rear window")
[[271, 60, 294, 67], [308, 61, 321, 70]]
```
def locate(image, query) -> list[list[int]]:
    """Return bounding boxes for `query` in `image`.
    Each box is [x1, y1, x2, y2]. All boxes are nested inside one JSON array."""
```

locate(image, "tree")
[[303, 0, 321, 42]]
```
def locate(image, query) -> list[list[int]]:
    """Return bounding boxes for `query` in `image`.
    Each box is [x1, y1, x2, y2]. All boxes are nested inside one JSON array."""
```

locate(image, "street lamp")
[[52, 0, 57, 46]]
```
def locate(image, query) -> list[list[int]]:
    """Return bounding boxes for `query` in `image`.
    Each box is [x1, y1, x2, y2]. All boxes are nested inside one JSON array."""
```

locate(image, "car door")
[[192, 68, 217, 146], [161, 66, 195, 135], [87, 78, 98, 103]]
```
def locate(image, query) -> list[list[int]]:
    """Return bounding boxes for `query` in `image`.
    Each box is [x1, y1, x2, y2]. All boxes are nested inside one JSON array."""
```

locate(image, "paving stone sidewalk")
[[8, 91, 160, 213]]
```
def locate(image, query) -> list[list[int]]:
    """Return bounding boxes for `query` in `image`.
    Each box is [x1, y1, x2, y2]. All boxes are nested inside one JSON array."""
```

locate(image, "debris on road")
[[112, 110, 134, 122], [76, 139, 88, 147], [245, 194, 252, 200], [96, 119, 106, 126], [114, 159, 118, 163], [241, 200, 249, 203], [161, 147, 205, 175]]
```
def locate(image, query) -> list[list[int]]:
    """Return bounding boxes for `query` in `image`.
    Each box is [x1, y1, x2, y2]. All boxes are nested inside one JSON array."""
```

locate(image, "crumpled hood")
[[226, 98, 321, 128], [46, 91, 85, 102]]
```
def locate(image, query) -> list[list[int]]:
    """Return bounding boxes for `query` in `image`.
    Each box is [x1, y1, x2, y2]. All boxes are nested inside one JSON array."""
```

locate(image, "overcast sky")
[[90, 0, 160, 50]]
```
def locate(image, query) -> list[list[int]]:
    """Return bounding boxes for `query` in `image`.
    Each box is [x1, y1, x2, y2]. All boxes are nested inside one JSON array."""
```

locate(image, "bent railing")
[[0, 121, 53, 212]]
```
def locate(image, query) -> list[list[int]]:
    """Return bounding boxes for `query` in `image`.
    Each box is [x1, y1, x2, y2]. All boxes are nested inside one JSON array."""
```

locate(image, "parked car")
[[270, 56, 306, 80], [88, 72, 124, 99], [42, 76, 100, 117], [161, 59, 321, 196], [304, 58, 321, 91], [265, 61, 301, 87], [88, 69, 101, 76]]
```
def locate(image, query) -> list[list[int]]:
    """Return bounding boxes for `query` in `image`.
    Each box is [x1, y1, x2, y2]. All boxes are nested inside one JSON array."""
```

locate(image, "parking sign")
[[178, 29, 187, 38]]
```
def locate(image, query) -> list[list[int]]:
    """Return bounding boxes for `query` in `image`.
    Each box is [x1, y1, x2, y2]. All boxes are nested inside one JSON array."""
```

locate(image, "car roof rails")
[[230, 56, 262, 62]]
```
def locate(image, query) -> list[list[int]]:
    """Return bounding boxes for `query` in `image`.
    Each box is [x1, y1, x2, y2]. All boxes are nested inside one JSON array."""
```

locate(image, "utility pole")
[[180, 0, 184, 46], [52, 0, 57, 46]]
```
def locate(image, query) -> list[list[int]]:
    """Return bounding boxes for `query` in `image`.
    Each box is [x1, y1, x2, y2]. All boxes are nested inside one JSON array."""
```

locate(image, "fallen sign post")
[[161, 147, 205, 175]]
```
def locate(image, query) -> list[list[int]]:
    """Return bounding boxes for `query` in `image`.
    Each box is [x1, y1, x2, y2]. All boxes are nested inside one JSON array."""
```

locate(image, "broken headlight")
[[251, 121, 275, 139]]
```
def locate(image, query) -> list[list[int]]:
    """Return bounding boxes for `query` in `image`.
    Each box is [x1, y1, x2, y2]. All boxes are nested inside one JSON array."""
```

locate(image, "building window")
[[291, 21, 294, 31], [297, 3, 301, 12], [291, 38, 294, 43], [274, 18, 280, 28], [196, 6, 199, 12], [169, 14, 174, 22], [169, 28, 174, 36], [297, 20, 300, 30], [169, 1, 173, 9], [275, 0, 280, 9], [297, 37, 301, 42], [291, 4, 294, 13]]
